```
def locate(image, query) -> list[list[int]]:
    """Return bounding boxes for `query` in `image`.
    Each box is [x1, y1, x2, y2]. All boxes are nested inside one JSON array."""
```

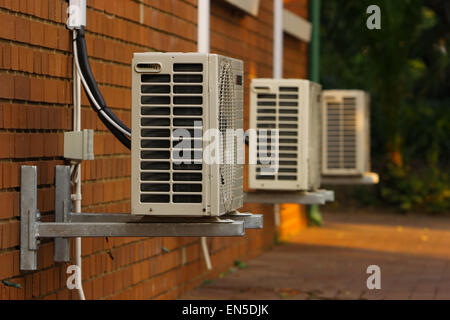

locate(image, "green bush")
[[321, 0, 450, 213]]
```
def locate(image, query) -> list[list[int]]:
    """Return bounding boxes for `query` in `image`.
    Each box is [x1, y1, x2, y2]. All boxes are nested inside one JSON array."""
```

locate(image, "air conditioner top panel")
[[252, 78, 314, 82], [133, 52, 241, 60], [251, 78, 320, 90], [322, 89, 368, 96]]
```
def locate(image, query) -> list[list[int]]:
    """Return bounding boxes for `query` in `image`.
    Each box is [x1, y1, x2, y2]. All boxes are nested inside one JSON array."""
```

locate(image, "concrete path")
[[181, 210, 450, 300]]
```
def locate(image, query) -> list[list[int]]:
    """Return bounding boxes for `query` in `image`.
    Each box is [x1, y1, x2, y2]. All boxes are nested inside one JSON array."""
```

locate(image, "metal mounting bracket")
[[20, 166, 263, 271], [321, 172, 379, 185], [317, 189, 335, 202], [244, 189, 335, 205]]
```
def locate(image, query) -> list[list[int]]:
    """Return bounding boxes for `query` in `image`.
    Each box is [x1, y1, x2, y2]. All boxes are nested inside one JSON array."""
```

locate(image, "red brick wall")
[[0, 0, 308, 300]]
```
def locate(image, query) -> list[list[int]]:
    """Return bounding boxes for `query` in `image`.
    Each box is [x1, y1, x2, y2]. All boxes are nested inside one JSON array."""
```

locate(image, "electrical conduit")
[[273, 0, 284, 233], [197, 0, 212, 271]]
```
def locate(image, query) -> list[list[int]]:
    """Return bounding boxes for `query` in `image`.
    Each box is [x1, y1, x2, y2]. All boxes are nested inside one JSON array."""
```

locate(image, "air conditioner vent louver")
[[249, 79, 322, 191], [132, 53, 244, 216], [138, 65, 204, 205], [322, 90, 371, 176]]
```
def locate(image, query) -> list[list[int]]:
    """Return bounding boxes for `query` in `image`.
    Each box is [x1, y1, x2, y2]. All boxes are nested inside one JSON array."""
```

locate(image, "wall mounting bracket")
[[20, 166, 263, 271], [321, 172, 379, 185], [244, 189, 335, 205]]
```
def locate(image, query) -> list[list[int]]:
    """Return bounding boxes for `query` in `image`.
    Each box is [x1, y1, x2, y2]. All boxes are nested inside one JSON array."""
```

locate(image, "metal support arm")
[[20, 166, 263, 271], [244, 189, 335, 205], [38, 221, 244, 238], [321, 172, 379, 185]]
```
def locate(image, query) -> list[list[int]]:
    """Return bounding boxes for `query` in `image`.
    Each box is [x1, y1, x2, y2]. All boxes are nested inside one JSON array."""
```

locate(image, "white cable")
[[201, 237, 212, 271], [73, 37, 131, 137], [72, 30, 86, 300]]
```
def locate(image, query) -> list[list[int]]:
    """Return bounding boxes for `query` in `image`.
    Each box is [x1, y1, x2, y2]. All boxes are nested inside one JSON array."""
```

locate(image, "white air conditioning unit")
[[248, 79, 322, 191], [131, 53, 244, 216], [322, 90, 371, 176]]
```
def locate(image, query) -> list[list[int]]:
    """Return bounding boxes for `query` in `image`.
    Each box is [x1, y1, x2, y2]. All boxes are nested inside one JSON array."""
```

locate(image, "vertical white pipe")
[[201, 237, 212, 270], [273, 0, 284, 232], [198, 0, 212, 271], [273, 0, 283, 79], [197, 0, 210, 54], [72, 31, 86, 300]]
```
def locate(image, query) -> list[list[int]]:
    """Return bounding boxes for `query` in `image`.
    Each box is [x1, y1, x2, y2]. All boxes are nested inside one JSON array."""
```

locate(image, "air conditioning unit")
[[248, 79, 322, 191], [131, 53, 244, 216], [322, 90, 371, 176]]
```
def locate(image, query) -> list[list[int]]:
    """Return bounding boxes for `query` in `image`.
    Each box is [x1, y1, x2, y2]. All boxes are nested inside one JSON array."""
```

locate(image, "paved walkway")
[[182, 210, 450, 300]]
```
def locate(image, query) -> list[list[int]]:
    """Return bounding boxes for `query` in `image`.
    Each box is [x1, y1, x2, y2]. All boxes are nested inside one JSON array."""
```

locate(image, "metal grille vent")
[[218, 62, 236, 212], [326, 97, 357, 169], [255, 86, 299, 181], [139, 63, 204, 204]]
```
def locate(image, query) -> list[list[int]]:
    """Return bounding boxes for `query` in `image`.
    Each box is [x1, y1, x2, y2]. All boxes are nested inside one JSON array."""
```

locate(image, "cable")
[[73, 40, 131, 137], [75, 27, 131, 135], [72, 29, 131, 149]]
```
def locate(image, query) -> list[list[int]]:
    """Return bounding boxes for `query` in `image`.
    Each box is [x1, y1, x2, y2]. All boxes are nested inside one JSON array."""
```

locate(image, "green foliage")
[[307, 205, 324, 226], [234, 260, 248, 270], [321, 0, 450, 213], [380, 163, 449, 212], [203, 279, 213, 286]]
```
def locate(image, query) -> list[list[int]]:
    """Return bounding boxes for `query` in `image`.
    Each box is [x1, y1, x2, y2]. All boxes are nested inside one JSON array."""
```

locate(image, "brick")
[[30, 77, 44, 102], [0, 74, 14, 99], [0, 251, 14, 279], [14, 75, 31, 100], [29, 133, 44, 157], [0, 13, 15, 41], [44, 79, 58, 103], [10, 44, 19, 71], [30, 21, 45, 46], [15, 16, 30, 43], [14, 133, 30, 158], [0, 134, 13, 159]]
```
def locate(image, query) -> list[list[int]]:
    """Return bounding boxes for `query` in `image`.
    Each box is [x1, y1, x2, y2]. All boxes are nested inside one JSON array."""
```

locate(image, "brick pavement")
[[181, 210, 450, 300]]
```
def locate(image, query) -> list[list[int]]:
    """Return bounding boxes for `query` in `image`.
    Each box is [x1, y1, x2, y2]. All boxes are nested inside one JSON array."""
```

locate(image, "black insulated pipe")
[[74, 27, 131, 149]]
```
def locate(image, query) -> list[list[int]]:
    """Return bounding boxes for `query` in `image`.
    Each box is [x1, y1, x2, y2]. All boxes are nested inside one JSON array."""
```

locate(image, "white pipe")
[[273, 0, 283, 79], [197, 0, 210, 54], [201, 237, 212, 270], [72, 31, 86, 300], [197, 0, 212, 271], [273, 0, 284, 230]]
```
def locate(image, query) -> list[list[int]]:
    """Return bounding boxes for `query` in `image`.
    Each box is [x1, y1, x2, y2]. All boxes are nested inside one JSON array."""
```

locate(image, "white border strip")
[[223, 0, 260, 16], [283, 9, 312, 43]]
